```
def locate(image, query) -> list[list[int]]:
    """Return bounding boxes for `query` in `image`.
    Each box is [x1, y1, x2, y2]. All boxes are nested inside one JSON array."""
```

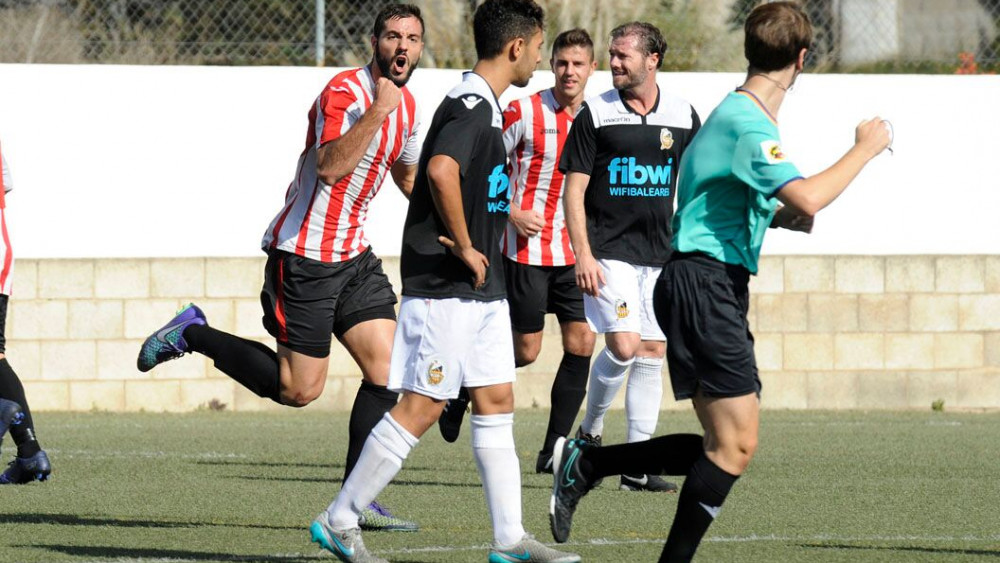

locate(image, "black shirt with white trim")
[[559, 87, 701, 267], [401, 72, 510, 301]]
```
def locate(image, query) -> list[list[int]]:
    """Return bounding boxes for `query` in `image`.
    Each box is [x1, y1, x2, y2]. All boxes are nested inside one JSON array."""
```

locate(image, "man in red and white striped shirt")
[[0, 139, 53, 485], [503, 29, 598, 473], [137, 4, 424, 531]]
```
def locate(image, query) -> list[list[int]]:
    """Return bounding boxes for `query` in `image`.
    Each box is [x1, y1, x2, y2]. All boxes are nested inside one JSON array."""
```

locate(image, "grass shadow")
[[21, 545, 317, 561], [0, 513, 298, 531], [801, 543, 1000, 558]]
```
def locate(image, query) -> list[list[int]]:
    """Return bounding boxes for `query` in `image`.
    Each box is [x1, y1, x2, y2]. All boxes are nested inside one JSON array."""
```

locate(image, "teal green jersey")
[[672, 90, 803, 273]]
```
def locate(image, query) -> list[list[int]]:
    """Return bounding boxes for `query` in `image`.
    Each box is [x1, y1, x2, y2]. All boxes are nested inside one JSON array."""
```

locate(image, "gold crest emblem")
[[427, 361, 444, 385], [615, 299, 629, 319], [660, 128, 674, 150]]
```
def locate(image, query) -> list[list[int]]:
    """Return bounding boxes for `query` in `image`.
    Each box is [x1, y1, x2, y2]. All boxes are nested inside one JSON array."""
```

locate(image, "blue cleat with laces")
[[0, 449, 51, 484]]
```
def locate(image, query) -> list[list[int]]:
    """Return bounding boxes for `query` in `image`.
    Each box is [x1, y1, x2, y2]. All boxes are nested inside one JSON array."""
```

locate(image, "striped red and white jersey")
[[0, 141, 15, 295], [262, 66, 420, 263], [501, 89, 576, 266]]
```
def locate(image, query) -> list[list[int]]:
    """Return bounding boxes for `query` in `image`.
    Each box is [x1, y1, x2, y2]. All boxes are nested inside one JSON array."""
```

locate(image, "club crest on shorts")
[[427, 360, 444, 385], [615, 299, 629, 319], [660, 128, 674, 150]]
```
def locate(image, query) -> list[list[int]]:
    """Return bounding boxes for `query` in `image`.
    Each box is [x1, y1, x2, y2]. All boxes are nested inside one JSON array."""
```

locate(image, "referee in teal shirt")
[[548, 3, 891, 561]]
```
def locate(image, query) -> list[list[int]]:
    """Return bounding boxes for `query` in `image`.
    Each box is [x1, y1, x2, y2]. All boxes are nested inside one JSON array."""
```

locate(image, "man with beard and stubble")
[[137, 4, 424, 532], [559, 22, 700, 493]]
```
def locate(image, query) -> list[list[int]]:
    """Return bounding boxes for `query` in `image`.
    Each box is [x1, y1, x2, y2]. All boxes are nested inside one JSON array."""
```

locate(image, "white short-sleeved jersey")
[[262, 66, 420, 263], [501, 89, 575, 267]]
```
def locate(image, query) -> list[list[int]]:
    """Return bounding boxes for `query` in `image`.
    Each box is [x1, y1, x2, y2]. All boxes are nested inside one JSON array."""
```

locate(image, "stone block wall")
[[7, 255, 999, 412]]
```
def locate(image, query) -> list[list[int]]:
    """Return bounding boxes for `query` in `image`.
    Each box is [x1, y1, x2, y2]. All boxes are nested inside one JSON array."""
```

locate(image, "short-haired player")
[[550, 4, 891, 560]]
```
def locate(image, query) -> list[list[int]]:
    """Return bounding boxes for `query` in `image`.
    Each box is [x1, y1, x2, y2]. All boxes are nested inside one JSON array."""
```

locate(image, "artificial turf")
[[1, 408, 998, 562]]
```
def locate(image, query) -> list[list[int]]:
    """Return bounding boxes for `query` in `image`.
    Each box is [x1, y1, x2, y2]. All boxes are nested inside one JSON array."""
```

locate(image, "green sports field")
[[1, 409, 998, 562]]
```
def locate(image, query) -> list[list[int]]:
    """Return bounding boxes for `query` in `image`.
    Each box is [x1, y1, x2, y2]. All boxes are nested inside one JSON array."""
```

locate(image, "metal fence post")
[[315, 0, 326, 66]]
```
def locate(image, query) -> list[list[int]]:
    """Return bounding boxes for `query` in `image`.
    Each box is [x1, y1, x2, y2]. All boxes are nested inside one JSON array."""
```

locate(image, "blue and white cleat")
[[136, 303, 207, 372], [489, 533, 581, 562], [310, 511, 387, 563], [0, 399, 23, 457], [0, 449, 51, 484]]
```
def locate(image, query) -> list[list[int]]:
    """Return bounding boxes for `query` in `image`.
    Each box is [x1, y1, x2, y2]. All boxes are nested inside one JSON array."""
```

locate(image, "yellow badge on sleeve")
[[760, 140, 786, 164]]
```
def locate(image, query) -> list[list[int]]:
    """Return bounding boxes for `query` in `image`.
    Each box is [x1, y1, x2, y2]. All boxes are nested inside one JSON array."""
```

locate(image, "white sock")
[[580, 347, 634, 437], [471, 413, 525, 546], [625, 356, 664, 443], [326, 413, 418, 530]]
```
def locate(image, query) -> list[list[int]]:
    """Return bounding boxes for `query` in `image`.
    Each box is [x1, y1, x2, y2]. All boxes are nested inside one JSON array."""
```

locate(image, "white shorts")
[[583, 259, 665, 341], [388, 296, 516, 400]]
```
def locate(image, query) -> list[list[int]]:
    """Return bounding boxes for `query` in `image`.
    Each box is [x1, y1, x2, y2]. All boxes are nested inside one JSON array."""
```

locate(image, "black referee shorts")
[[260, 248, 397, 358], [503, 258, 585, 334], [653, 252, 760, 400]]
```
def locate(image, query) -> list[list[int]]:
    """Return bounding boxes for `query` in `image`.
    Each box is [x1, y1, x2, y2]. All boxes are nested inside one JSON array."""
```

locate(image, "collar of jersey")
[[462, 71, 503, 115], [613, 85, 661, 117]]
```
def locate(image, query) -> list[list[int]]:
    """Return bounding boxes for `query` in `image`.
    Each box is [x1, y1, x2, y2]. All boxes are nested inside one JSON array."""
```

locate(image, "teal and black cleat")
[[136, 303, 207, 372], [549, 437, 596, 543], [309, 512, 387, 563], [489, 533, 581, 562], [0, 450, 51, 484], [359, 500, 418, 532], [0, 399, 23, 457]]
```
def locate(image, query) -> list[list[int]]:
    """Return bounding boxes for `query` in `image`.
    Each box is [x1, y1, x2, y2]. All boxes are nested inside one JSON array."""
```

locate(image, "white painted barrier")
[[0, 64, 997, 258]]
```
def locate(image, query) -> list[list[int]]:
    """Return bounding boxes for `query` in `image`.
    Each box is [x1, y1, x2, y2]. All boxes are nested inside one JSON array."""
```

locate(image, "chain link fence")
[[1, 0, 997, 72]]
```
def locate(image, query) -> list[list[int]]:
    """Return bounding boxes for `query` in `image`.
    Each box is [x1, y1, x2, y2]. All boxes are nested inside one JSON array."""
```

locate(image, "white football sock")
[[471, 413, 525, 546], [625, 356, 664, 443], [327, 413, 417, 530], [580, 347, 634, 437]]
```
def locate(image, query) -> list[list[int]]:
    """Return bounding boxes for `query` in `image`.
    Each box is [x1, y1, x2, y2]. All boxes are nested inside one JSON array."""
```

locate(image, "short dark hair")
[[609, 22, 667, 69], [473, 0, 545, 60], [551, 28, 594, 59], [372, 3, 424, 38], [744, 1, 812, 72]]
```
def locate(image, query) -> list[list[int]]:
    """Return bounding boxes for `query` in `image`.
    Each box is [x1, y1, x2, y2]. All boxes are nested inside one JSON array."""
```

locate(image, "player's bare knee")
[[606, 339, 638, 362], [563, 328, 596, 357], [514, 347, 539, 367]]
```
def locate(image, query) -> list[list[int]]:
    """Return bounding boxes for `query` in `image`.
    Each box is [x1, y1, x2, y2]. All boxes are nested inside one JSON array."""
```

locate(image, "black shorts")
[[260, 248, 397, 358], [503, 258, 585, 333], [653, 252, 760, 400]]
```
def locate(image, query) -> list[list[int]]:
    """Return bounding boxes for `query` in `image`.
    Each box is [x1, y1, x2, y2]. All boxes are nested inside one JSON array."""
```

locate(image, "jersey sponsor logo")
[[606, 157, 673, 197], [760, 140, 786, 164], [487, 165, 511, 214], [660, 129, 674, 150], [603, 116, 632, 124], [427, 360, 444, 385], [615, 299, 629, 319], [542, 128, 560, 135], [462, 95, 483, 110]]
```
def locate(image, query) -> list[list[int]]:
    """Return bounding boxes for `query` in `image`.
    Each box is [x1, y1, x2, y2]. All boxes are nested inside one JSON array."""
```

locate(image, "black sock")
[[583, 433, 703, 479], [184, 324, 282, 403], [344, 381, 399, 480], [542, 352, 590, 454], [0, 358, 41, 458], [660, 455, 739, 563]]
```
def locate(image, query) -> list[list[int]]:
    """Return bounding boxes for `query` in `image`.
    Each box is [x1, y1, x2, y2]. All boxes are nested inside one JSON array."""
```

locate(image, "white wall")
[[0, 63, 997, 259]]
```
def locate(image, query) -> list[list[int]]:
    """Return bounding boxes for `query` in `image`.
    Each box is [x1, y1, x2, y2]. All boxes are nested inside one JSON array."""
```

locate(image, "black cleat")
[[620, 473, 678, 492], [535, 449, 553, 474], [438, 387, 470, 443], [0, 450, 51, 484], [549, 437, 596, 543]]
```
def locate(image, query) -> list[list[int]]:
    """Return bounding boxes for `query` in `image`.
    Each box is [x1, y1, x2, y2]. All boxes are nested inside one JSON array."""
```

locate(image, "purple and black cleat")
[[136, 303, 207, 372]]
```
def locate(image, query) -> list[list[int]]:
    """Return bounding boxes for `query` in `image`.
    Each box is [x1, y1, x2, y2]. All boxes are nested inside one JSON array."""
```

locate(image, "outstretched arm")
[[776, 117, 891, 215]]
